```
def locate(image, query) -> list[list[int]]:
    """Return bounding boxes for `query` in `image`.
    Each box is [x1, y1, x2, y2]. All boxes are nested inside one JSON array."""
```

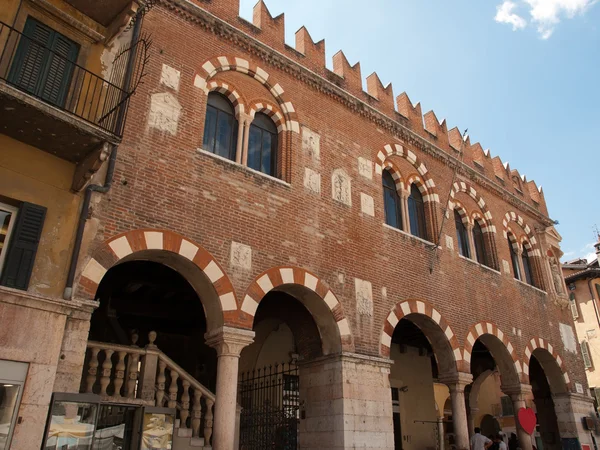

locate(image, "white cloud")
[[495, 1, 528, 30], [585, 251, 597, 263], [494, 0, 598, 38]]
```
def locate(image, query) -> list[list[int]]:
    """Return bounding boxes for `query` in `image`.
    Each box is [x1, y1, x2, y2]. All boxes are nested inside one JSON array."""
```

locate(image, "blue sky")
[[239, 0, 600, 262]]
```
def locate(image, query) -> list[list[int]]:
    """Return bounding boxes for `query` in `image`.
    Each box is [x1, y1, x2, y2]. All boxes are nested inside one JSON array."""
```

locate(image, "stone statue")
[[550, 258, 564, 295]]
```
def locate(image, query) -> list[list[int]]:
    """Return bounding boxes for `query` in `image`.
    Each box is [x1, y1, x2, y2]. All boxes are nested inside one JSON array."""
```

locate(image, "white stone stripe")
[[219, 292, 237, 311], [497, 329, 504, 342], [241, 295, 259, 316], [82, 258, 106, 284], [337, 318, 351, 336], [463, 349, 471, 363], [467, 332, 475, 346], [144, 231, 163, 250], [280, 268, 294, 284], [416, 301, 425, 314], [203, 260, 224, 283], [431, 309, 441, 325], [324, 291, 339, 310], [445, 326, 454, 340], [525, 347, 532, 359], [486, 323, 493, 334], [507, 342, 514, 355], [254, 67, 269, 83], [257, 274, 274, 294], [400, 302, 411, 317], [387, 311, 399, 328], [547, 343, 553, 354], [454, 348, 463, 362], [475, 323, 484, 335], [179, 240, 198, 261], [524, 363, 529, 375], [515, 360, 522, 373], [381, 332, 392, 348], [202, 61, 216, 76], [563, 373, 570, 384], [304, 273, 318, 291], [109, 236, 132, 259]]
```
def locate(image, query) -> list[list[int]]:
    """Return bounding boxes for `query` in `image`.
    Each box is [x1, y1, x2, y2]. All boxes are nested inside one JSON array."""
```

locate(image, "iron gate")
[[239, 363, 299, 450]]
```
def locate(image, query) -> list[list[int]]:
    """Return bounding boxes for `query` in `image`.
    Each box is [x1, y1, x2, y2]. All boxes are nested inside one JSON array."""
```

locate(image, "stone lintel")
[[298, 351, 393, 370], [204, 326, 255, 357], [0, 286, 98, 318], [438, 372, 473, 390]]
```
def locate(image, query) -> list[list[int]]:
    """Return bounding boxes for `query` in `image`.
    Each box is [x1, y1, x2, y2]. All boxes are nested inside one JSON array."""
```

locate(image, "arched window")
[[454, 209, 470, 258], [522, 244, 535, 286], [382, 170, 402, 229], [408, 184, 427, 239], [473, 221, 487, 266], [248, 113, 278, 176], [508, 235, 521, 280], [202, 92, 239, 161]]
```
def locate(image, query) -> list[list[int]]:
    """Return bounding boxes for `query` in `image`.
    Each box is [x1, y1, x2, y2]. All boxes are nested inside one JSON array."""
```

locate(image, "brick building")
[[0, 0, 596, 449]]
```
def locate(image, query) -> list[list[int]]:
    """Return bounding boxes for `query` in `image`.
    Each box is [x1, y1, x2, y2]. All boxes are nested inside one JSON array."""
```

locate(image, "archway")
[[384, 302, 459, 450], [238, 285, 332, 450]]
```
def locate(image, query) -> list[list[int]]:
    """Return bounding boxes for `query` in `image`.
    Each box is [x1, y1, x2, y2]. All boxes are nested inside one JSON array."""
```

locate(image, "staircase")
[[82, 332, 236, 450]]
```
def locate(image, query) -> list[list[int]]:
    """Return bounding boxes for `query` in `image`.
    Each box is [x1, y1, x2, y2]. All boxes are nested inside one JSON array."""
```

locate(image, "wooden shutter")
[[581, 341, 593, 369], [0, 202, 46, 290], [40, 33, 79, 106], [570, 297, 580, 320]]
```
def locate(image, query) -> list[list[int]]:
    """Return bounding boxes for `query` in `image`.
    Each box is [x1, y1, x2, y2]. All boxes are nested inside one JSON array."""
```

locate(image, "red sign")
[[517, 407, 537, 435], [582, 445, 591, 450]]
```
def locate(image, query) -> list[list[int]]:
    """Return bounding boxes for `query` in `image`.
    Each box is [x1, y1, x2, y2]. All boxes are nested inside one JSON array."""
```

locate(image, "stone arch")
[[79, 229, 235, 330], [206, 80, 246, 115], [524, 337, 570, 393], [376, 143, 439, 203], [452, 200, 471, 226], [380, 299, 461, 375], [506, 227, 521, 251], [406, 173, 437, 203], [502, 212, 540, 257], [248, 100, 287, 132], [464, 321, 521, 386], [383, 160, 406, 192], [195, 56, 299, 133], [469, 369, 495, 410], [449, 181, 495, 231], [239, 266, 353, 354]]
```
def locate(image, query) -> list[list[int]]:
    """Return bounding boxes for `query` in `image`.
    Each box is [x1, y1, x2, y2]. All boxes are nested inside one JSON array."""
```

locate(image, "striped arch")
[[464, 322, 522, 384], [449, 181, 495, 233], [206, 80, 245, 115], [195, 56, 300, 133], [383, 160, 406, 192], [524, 337, 571, 391], [380, 299, 462, 373], [502, 212, 541, 257], [406, 173, 437, 203], [240, 266, 353, 352], [248, 101, 286, 132], [79, 229, 236, 315], [506, 227, 521, 251], [452, 200, 470, 226], [471, 211, 485, 227], [376, 143, 440, 203]]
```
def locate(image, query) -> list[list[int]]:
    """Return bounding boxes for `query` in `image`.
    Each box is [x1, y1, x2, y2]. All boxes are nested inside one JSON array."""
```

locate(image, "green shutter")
[[0, 202, 47, 290], [8, 17, 79, 107]]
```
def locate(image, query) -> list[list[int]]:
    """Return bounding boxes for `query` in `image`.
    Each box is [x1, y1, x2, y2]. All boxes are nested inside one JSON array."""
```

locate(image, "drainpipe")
[[63, 15, 143, 300]]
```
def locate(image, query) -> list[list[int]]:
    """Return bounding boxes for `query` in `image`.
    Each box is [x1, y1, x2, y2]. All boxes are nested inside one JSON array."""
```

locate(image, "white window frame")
[[0, 360, 28, 450], [0, 202, 18, 276]]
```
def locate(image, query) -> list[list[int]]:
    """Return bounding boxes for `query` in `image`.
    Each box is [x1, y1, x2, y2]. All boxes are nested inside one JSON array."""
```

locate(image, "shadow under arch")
[[528, 347, 569, 395]]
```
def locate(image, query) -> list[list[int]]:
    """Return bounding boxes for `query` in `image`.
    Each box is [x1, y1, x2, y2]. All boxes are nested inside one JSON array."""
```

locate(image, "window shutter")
[[581, 341, 593, 369], [0, 203, 47, 290], [570, 298, 580, 320], [40, 33, 79, 107]]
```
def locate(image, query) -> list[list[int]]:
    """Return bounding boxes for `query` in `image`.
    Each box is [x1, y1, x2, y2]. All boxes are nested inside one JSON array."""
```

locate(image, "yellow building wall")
[[390, 345, 438, 450], [573, 284, 600, 388], [0, 134, 81, 298]]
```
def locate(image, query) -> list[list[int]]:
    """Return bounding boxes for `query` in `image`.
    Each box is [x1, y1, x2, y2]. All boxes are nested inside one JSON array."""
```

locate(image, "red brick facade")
[[77, 0, 585, 393]]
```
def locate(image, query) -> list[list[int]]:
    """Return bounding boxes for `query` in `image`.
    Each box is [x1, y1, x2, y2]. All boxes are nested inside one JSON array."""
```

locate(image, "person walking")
[[470, 427, 492, 450]]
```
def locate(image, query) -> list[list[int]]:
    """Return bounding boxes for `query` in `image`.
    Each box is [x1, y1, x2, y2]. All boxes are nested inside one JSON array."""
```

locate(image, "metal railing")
[[0, 20, 149, 137]]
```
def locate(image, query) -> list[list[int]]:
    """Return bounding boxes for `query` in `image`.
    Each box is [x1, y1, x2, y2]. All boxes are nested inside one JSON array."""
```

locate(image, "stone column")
[[437, 416, 445, 450], [553, 392, 596, 448], [205, 326, 255, 450], [240, 114, 253, 166], [467, 224, 476, 260], [401, 189, 410, 233], [235, 118, 245, 164], [503, 384, 533, 450], [440, 373, 472, 450]]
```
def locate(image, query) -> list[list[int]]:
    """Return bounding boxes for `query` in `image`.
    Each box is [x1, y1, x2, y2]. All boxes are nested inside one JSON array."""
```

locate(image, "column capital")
[[502, 383, 532, 400], [439, 372, 473, 392], [205, 326, 255, 357]]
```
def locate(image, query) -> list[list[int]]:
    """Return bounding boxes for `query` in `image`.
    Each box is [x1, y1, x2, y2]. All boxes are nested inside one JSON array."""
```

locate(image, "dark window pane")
[[473, 222, 487, 266], [455, 210, 470, 258], [509, 237, 521, 280], [383, 171, 402, 229], [247, 126, 262, 171], [261, 132, 272, 174], [215, 112, 234, 159], [522, 249, 534, 286], [203, 93, 237, 160], [408, 184, 426, 239], [202, 106, 217, 152]]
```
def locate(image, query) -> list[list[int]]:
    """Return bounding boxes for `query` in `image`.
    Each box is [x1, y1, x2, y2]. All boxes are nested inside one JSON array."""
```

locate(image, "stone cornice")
[[162, 0, 553, 227]]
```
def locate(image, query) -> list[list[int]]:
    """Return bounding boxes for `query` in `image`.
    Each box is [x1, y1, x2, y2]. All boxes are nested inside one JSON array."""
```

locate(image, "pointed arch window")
[[508, 235, 521, 280], [522, 244, 535, 286], [383, 170, 402, 230], [454, 209, 470, 258], [202, 92, 238, 161], [408, 184, 427, 239], [473, 221, 487, 266], [248, 113, 278, 176]]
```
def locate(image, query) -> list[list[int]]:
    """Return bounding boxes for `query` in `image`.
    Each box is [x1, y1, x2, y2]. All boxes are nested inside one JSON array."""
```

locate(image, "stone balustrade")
[[83, 331, 216, 444]]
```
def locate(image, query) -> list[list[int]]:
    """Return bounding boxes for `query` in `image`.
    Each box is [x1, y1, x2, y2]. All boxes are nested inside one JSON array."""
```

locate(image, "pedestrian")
[[470, 427, 493, 450], [508, 433, 518, 450], [495, 433, 508, 450]]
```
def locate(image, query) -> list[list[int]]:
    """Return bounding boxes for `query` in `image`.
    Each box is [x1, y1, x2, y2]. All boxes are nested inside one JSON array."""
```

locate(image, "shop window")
[[454, 210, 470, 258], [408, 184, 427, 239], [0, 360, 28, 450], [473, 221, 487, 266], [8, 17, 80, 108], [0, 201, 46, 291], [202, 92, 239, 161], [248, 113, 278, 176], [382, 170, 402, 230]]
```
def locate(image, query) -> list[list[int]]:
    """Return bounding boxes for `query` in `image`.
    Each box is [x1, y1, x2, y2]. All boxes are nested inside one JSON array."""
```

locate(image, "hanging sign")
[[517, 407, 537, 435]]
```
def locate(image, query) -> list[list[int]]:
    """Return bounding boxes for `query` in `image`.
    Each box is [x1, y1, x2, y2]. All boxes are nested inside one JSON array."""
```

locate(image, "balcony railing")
[[0, 20, 148, 137]]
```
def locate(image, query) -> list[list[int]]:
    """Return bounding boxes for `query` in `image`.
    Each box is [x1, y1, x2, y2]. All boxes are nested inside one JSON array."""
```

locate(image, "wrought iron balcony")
[[0, 20, 148, 169]]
